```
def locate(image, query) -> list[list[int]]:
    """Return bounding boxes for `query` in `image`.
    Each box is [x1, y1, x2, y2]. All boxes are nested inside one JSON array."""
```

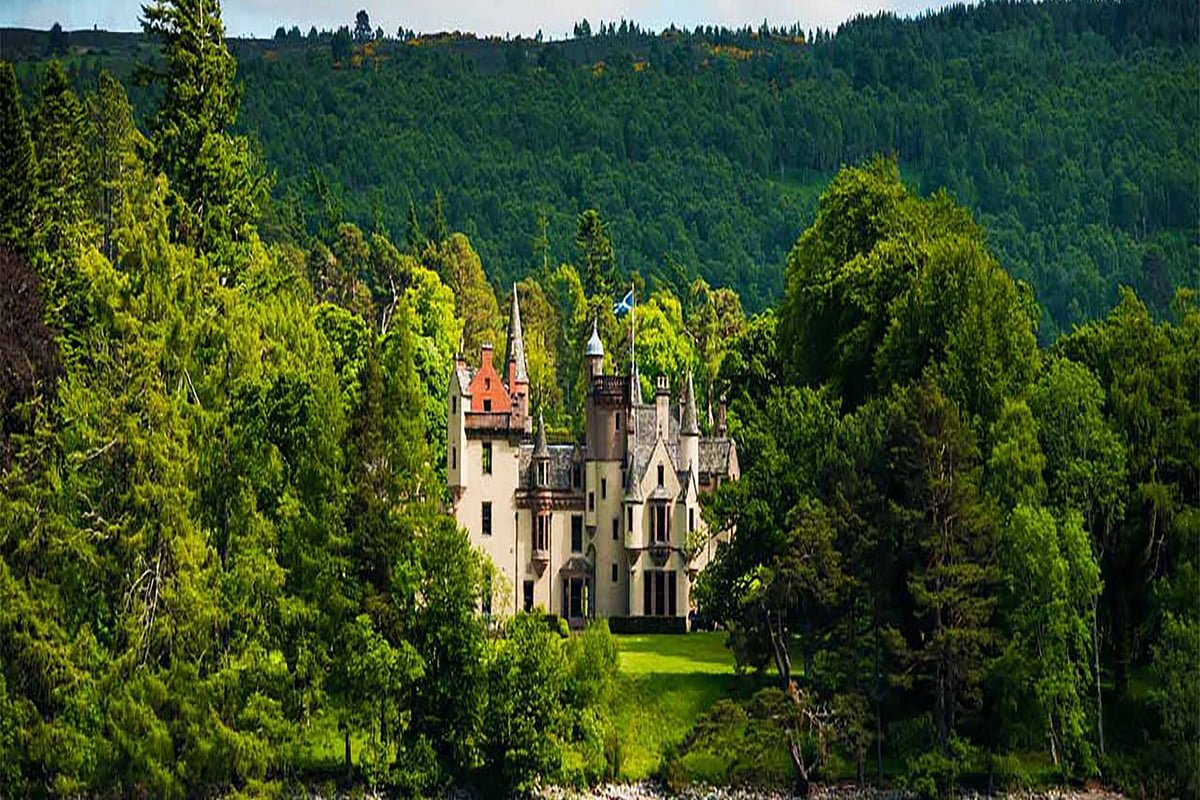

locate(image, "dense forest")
[[0, 0, 1197, 797], [6, 0, 1199, 338]]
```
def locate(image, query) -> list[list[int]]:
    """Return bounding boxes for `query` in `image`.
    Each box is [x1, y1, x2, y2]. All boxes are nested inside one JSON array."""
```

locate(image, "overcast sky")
[[2, 0, 952, 40]]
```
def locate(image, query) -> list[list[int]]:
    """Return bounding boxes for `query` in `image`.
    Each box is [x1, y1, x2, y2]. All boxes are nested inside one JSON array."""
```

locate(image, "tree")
[[0, 248, 59, 463], [88, 70, 147, 262], [884, 381, 999, 747], [424, 233, 501, 362], [354, 9, 373, 44], [0, 62, 37, 250], [483, 613, 570, 792], [576, 209, 616, 297], [32, 61, 95, 339], [994, 507, 1099, 775], [331, 26, 353, 62], [142, 0, 263, 257]]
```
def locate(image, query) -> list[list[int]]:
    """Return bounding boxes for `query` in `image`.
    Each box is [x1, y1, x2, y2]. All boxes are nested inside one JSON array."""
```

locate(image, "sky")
[[1, 0, 951, 40]]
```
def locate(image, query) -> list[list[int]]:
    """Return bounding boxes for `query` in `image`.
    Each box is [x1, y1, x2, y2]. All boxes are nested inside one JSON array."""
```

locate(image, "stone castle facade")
[[447, 290, 739, 623]]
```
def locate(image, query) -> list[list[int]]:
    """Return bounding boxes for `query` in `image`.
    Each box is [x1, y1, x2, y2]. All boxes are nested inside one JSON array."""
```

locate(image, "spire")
[[681, 371, 699, 436], [505, 284, 528, 385], [629, 360, 643, 405], [533, 410, 550, 458]]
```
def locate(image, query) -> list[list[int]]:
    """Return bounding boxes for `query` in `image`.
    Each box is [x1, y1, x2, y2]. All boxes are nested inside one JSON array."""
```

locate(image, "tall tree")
[[88, 70, 147, 263], [32, 60, 95, 338], [141, 0, 263, 258], [575, 209, 616, 297], [0, 62, 37, 250]]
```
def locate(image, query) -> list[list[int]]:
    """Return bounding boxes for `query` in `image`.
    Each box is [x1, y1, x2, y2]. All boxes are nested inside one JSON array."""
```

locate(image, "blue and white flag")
[[613, 288, 634, 316]]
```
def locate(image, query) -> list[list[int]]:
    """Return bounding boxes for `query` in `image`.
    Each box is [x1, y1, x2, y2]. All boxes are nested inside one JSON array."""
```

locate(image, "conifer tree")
[[0, 62, 37, 251], [32, 61, 94, 338], [141, 0, 262, 258], [88, 70, 146, 262]]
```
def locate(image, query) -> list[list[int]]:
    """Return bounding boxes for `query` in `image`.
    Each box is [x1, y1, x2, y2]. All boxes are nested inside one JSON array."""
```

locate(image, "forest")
[[0, 0, 1197, 797], [5, 0, 1199, 339]]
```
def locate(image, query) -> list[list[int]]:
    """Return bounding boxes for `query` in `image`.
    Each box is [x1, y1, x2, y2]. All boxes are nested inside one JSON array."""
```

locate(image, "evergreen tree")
[[141, 0, 263, 258], [88, 70, 146, 262], [575, 208, 616, 297], [32, 61, 95, 338], [0, 62, 37, 251]]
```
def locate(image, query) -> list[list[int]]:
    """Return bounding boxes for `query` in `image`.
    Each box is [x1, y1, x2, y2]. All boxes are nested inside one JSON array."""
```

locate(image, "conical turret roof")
[[505, 284, 529, 384], [585, 319, 604, 357], [532, 411, 550, 459], [681, 371, 699, 436]]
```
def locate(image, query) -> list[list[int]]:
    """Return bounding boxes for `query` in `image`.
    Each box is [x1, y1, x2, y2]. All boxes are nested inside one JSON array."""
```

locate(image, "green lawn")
[[611, 631, 761, 781]]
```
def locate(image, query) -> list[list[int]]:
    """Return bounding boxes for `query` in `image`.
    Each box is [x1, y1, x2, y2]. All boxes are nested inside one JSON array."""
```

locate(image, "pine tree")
[[32, 61, 94, 338], [0, 62, 37, 251], [141, 0, 262, 257], [88, 71, 146, 262], [575, 209, 616, 297]]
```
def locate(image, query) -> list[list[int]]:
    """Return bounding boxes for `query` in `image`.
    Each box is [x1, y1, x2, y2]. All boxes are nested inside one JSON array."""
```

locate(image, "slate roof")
[[699, 439, 735, 476], [518, 444, 579, 490], [454, 362, 473, 396]]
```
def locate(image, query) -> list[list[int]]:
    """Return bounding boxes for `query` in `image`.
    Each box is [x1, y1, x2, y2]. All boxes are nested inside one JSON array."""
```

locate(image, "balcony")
[[648, 542, 672, 566]]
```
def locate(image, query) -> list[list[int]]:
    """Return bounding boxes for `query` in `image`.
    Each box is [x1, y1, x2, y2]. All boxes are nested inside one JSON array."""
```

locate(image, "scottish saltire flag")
[[613, 288, 634, 316]]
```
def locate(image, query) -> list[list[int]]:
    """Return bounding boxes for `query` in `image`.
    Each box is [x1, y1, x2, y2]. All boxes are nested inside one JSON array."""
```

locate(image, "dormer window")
[[657, 464, 665, 486]]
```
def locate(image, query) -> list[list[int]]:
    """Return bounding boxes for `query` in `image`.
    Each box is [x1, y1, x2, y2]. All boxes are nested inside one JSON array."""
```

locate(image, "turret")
[[680, 371, 700, 477], [585, 319, 605, 378]]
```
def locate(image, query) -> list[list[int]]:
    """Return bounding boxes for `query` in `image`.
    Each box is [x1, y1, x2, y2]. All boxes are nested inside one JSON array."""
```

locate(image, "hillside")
[[6, 0, 1198, 337]]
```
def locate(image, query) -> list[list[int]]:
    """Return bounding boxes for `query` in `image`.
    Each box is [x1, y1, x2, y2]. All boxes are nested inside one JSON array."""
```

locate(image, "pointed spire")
[[629, 360, 643, 405], [681, 371, 699, 436], [505, 283, 528, 384], [533, 410, 550, 458]]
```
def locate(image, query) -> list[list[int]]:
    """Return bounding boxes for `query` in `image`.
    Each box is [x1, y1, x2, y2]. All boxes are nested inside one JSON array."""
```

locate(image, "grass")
[[610, 631, 762, 781]]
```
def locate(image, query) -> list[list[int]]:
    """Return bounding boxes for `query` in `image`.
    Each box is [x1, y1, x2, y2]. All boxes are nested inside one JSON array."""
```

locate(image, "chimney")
[[654, 376, 670, 439], [717, 394, 728, 438], [480, 342, 494, 371]]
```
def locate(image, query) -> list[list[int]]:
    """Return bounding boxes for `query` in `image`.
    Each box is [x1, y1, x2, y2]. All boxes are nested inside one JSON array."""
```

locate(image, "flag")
[[613, 288, 634, 316]]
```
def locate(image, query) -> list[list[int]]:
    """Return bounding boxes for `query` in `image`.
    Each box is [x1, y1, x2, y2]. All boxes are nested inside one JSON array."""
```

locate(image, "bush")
[[607, 615, 687, 634], [900, 737, 975, 800]]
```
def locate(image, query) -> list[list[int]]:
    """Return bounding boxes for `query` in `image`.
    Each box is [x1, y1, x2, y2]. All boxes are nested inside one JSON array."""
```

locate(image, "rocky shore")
[[533, 782, 1126, 800]]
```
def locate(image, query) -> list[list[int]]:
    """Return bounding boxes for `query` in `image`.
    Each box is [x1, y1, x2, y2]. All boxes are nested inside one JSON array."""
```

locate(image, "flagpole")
[[630, 282, 636, 370]]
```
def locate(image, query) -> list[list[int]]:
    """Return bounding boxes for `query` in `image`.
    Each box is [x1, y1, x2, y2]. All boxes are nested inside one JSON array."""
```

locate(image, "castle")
[[447, 289, 739, 623]]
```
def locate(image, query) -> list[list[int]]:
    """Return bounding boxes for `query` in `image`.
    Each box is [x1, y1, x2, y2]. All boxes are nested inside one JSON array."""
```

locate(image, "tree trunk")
[[344, 726, 352, 776]]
